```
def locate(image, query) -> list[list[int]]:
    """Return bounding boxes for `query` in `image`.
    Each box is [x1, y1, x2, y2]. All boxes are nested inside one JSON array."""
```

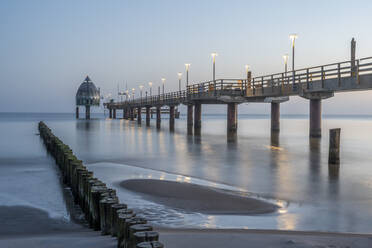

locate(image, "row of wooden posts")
[[38, 121, 164, 248]]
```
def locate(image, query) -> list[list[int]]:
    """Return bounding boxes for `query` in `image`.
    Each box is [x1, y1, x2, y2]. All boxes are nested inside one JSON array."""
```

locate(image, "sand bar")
[[120, 179, 278, 214]]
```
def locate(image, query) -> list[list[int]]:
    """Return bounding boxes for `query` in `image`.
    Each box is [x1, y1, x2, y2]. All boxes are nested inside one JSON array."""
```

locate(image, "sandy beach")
[[120, 179, 278, 214], [1, 205, 371, 248]]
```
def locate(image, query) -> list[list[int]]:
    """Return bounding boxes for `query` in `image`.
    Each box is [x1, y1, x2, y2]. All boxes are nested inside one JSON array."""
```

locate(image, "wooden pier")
[[104, 56, 372, 138]]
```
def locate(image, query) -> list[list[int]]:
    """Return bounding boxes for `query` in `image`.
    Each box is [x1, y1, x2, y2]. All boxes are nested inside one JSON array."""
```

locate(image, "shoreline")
[[1, 204, 371, 248]]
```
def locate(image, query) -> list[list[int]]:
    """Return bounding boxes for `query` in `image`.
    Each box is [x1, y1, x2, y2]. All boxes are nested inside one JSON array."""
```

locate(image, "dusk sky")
[[1, 0, 372, 114]]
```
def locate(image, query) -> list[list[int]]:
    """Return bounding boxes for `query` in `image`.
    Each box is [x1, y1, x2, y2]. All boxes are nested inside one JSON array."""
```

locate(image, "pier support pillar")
[[310, 99, 321, 137], [109, 108, 112, 119], [300, 91, 333, 138], [146, 107, 151, 126], [85, 105, 90, 120], [137, 107, 142, 124], [123, 108, 127, 119], [76, 107, 79, 119], [169, 106, 175, 131], [130, 108, 134, 121], [194, 103, 201, 135], [227, 103, 238, 134], [187, 105, 193, 135], [156, 107, 161, 129], [271, 102, 280, 132], [113, 109, 116, 119]]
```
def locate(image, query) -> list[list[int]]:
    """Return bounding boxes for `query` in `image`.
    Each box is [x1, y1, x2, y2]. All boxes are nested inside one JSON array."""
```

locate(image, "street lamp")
[[161, 78, 166, 95], [289, 34, 298, 71], [283, 54, 289, 73], [244, 65, 250, 79], [132, 88, 135, 99], [148, 82, 153, 96], [177, 72, 182, 91], [211, 52, 218, 81], [185, 63, 190, 88], [139, 85, 144, 98]]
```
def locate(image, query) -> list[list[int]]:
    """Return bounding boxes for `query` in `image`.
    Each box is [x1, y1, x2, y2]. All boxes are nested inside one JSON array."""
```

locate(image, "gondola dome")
[[76, 76, 100, 106]]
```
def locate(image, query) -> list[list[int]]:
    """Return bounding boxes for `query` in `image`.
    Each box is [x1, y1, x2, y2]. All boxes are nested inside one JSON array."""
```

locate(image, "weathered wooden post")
[[133, 231, 159, 248], [329, 128, 341, 164], [110, 203, 128, 237], [117, 213, 136, 248], [127, 225, 153, 248], [99, 197, 119, 235]]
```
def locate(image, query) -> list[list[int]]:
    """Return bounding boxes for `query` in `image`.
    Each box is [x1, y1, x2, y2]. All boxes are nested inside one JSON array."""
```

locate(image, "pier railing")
[[105, 56, 372, 108]]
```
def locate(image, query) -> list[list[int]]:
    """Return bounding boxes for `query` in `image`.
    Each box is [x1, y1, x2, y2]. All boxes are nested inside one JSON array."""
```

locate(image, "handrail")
[[104, 56, 372, 107]]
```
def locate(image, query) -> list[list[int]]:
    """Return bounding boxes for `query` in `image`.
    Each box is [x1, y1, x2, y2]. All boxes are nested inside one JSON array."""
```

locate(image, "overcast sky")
[[1, 0, 372, 114]]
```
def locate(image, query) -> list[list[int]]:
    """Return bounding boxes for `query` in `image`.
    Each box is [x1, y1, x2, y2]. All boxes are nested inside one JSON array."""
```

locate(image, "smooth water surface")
[[1, 112, 372, 233]]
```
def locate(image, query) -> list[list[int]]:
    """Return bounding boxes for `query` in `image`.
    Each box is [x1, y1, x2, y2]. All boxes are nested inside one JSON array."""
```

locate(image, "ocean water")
[[1, 112, 372, 233]]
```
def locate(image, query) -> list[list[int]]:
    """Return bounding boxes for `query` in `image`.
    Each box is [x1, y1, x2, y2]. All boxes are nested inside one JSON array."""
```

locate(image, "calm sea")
[[1, 112, 372, 233]]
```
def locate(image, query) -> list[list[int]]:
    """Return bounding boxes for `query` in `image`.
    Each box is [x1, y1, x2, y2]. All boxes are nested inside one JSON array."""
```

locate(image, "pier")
[[105, 56, 372, 138]]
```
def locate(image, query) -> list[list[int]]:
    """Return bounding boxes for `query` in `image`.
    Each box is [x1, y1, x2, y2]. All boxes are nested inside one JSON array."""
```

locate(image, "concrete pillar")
[[310, 99, 321, 137], [85, 105, 90, 120], [123, 108, 127, 119], [227, 103, 237, 134], [113, 109, 116, 119], [169, 106, 175, 131], [76, 106, 79, 119], [146, 107, 150, 126], [130, 108, 134, 121], [156, 107, 161, 129], [271, 102, 280, 132], [137, 107, 142, 124], [194, 103, 201, 135], [187, 105, 193, 135], [109, 108, 112, 119]]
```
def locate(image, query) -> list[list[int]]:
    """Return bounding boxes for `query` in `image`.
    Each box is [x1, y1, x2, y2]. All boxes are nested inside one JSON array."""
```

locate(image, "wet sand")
[[120, 179, 278, 214], [0, 206, 116, 248], [1, 204, 372, 248], [158, 228, 372, 248]]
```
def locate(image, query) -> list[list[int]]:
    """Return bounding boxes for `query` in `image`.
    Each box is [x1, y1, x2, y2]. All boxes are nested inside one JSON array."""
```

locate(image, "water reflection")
[[45, 114, 372, 233]]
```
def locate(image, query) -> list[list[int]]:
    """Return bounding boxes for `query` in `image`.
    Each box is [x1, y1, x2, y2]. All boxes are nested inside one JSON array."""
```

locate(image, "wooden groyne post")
[[329, 128, 341, 164], [38, 121, 164, 248]]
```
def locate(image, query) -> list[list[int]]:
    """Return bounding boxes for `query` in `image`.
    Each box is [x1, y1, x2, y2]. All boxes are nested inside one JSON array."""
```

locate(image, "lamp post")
[[245, 65, 250, 79], [148, 82, 153, 96], [185, 63, 190, 89], [139, 85, 143, 98], [161, 78, 166, 95], [283, 54, 289, 73], [211, 53, 218, 82], [177, 72, 182, 91], [132, 88, 135, 99], [289, 34, 298, 71]]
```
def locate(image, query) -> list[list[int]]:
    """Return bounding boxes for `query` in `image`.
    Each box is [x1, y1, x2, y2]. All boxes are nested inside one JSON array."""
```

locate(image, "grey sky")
[[1, 0, 372, 114]]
